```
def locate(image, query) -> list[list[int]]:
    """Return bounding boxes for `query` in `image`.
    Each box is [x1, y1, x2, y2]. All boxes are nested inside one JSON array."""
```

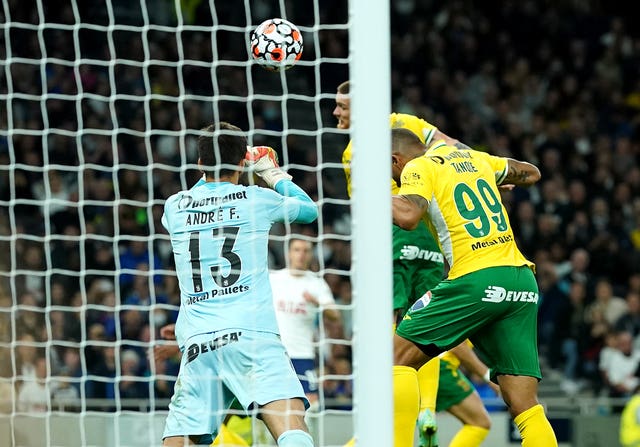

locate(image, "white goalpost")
[[0, 0, 391, 446], [348, 0, 393, 447]]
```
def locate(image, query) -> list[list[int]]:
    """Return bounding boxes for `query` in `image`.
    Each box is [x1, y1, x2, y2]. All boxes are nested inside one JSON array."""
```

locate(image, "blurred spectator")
[[118, 349, 148, 400], [51, 349, 82, 409], [17, 356, 49, 413], [323, 355, 352, 410], [14, 292, 43, 339], [601, 331, 640, 400], [550, 281, 589, 393], [587, 278, 628, 327], [118, 239, 163, 292], [15, 333, 40, 381], [0, 378, 13, 414], [87, 346, 116, 400], [615, 292, 640, 341]]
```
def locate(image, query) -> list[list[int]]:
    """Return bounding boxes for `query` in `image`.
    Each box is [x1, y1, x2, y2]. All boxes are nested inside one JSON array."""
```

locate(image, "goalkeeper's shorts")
[[396, 265, 541, 381], [162, 329, 308, 440]]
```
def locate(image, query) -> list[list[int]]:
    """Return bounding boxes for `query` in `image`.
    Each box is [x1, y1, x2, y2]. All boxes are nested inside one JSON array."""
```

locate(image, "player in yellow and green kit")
[[389, 120, 501, 447], [620, 392, 640, 447], [390, 128, 557, 447], [335, 80, 465, 447]]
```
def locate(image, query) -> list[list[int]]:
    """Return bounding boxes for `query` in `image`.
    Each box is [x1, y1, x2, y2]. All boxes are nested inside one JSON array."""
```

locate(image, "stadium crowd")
[[1, 0, 640, 416]]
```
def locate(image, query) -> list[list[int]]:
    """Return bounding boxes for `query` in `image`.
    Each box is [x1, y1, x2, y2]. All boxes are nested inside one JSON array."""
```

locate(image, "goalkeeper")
[[160, 122, 318, 447]]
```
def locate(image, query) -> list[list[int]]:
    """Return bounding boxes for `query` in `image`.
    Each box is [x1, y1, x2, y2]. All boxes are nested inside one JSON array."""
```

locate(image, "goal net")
[[0, 0, 360, 445]]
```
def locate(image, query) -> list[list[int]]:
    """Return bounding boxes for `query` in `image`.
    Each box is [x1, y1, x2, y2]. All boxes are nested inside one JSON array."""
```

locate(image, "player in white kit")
[[270, 238, 341, 406], [161, 122, 318, 447]]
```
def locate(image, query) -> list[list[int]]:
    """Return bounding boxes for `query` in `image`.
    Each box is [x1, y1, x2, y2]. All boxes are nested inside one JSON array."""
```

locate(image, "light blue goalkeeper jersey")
[[162, 178, 318, 348]]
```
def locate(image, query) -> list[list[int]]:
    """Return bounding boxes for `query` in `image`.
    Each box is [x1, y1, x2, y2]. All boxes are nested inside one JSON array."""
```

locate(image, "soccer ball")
[[250, 18, 303, 71]]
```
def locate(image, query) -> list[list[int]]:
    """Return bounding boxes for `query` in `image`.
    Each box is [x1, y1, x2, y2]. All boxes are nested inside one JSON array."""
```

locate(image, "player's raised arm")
[[245, 145, 318, 224], [502, 158, 541, 187]]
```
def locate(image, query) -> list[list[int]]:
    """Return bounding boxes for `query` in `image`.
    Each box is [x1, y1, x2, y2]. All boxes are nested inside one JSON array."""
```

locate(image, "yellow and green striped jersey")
[[341, 113, 438, 197], [398, 142, 533, 279]]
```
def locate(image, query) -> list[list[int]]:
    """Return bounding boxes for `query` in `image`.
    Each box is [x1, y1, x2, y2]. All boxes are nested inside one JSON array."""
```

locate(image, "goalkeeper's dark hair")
[[198, 122, 247, 178], [391, 128, 425, 155], [337, 80, 350, 94]]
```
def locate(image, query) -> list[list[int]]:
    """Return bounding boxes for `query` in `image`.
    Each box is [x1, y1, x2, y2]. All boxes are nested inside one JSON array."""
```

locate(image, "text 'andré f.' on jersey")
[[398, 142, 534, 280], [162, 180, 316, 347]]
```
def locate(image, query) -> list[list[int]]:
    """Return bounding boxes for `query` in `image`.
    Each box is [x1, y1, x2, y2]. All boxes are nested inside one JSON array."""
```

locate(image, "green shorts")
[[392, 221, 444, 315], [435, 360, 474, 412], [396, 265, 541, 380]]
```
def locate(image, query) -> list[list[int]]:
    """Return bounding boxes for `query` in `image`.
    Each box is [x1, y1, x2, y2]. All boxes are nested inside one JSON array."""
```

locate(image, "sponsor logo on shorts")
[[482, 286, 538, 304], [186, 331, 242, 363]]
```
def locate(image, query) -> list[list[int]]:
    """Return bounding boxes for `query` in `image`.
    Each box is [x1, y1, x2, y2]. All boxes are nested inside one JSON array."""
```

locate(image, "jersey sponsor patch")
[[399, 244, 444, 263]]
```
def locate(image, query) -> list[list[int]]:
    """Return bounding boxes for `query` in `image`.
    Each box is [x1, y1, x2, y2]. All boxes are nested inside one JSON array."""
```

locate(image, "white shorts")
[[162, 329, 308, 439]]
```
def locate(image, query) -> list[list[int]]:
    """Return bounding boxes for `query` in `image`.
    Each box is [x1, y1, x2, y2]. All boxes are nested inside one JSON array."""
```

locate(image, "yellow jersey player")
[[620, 392, 640, 447], [336, 80, 459, 447], [391, 128, 557, 447]]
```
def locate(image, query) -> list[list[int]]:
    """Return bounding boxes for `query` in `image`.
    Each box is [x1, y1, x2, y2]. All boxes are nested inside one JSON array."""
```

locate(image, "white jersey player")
[[270, 238, 340, 404]]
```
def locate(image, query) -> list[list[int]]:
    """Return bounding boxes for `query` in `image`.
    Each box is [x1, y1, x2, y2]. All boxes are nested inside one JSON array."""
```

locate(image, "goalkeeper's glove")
[[245, 145, 292, 189]]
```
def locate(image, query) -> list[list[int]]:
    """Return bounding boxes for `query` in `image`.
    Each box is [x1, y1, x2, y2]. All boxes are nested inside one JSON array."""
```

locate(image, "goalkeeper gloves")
[[245, 146, 292, 189]]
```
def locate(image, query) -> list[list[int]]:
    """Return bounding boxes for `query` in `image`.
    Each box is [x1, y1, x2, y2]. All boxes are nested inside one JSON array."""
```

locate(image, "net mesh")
[[0, 0, 352, 445]]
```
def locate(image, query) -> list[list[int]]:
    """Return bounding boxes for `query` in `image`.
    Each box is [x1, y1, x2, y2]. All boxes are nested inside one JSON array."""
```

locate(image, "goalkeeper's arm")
[[245, 145, 292, 189], [246, 146, 317, 223], [274, 180, 317, 223]]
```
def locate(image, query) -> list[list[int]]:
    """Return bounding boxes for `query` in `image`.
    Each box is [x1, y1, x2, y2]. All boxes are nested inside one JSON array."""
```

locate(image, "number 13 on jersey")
[[188, 226, 242, 292]]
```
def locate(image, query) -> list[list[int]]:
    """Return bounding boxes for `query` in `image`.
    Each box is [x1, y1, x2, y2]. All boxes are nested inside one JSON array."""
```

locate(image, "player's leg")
[[162, 333, 230, 446], [435, 359, 490, 447], [394, 333, 432, 447], [223, 331, 314, 446], [416, 358, 440, 447], [471, 266, 557, 447], [393, 282, 481, 447], [498, 375, 557, 447], [260, 398, 314, 446], [446, 392, 491, 447]]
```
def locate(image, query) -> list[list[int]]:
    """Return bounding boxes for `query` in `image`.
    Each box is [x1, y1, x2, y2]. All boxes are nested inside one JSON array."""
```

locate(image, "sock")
[[417, 357, 440, 413], [277, 429, 314, 447], [513, 404, 558, 447], [393, 365, 420, 447], [449, 425, 489, 447], [211, 423, 249, 446]]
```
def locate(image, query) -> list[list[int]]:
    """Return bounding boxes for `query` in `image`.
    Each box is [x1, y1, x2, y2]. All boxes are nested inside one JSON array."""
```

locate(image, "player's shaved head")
[[391, 128, 426, 158]]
